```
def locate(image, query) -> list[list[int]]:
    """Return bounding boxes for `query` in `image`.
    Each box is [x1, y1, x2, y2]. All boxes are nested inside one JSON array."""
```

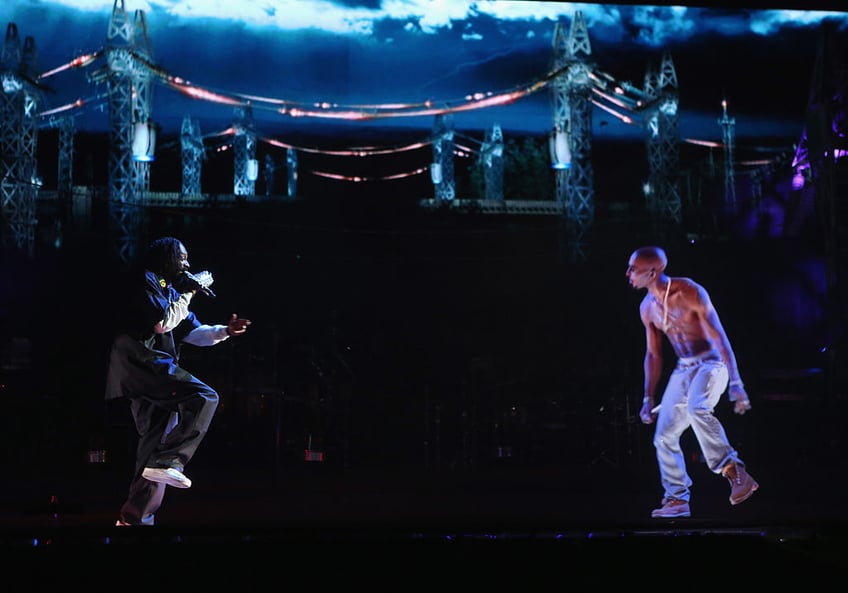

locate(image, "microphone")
[[181, 270, 216, 298], [197, 283, 216, 299]]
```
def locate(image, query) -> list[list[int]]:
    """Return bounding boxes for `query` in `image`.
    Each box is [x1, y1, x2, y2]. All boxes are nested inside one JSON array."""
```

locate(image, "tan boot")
[[651, 497, 691, 518], [722, 462, 759, 505]]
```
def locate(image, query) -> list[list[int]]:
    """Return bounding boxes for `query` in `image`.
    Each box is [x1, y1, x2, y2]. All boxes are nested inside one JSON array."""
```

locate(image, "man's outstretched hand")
[[226, 313, 251, 336]]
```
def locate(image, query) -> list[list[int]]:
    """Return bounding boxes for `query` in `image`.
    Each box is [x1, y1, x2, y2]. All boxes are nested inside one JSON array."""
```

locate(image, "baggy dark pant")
[[118, 374, 219, 525]]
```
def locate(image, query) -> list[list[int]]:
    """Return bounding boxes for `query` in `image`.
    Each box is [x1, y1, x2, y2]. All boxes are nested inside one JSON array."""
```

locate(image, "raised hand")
[[226, 313, 251, 336]]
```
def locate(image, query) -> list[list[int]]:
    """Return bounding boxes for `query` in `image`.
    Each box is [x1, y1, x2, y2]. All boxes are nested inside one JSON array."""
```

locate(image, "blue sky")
[[3, 1, 848, 146]]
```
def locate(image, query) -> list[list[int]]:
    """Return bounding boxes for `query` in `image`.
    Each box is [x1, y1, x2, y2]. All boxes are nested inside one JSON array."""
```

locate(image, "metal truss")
[[103, 1, 153, 261], [483, 124, 504, 202], [432, 114, 455, 202], [552, 12, 595, 262], [233, 104, 256, 196], [181, 114, 203, 195], [0, 23, 39, 257], [643, 51, 682, 228], [287, 147, 298, 198]]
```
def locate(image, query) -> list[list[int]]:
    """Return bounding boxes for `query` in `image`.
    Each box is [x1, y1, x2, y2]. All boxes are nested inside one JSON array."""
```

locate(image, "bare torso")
[[643, 277, 713, 359]]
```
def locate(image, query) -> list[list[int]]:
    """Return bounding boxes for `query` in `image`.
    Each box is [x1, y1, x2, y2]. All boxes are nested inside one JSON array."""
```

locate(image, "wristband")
[[729, 380, 743, 388]]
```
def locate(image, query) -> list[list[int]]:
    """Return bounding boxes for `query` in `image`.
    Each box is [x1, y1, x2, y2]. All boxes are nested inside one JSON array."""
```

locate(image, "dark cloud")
[[331, 0, 383, 9], [4, 1, 846, 143]]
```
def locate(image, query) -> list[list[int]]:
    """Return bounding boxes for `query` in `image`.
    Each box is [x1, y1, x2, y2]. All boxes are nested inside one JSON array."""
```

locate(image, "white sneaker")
[[115, 515, 155, 526], [142, 467, 192, 489]]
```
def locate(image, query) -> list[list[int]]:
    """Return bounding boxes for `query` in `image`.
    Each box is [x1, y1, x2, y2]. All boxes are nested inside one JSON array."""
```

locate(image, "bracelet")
[[729, 380, 743, 388], [642, 396, 652, 403]]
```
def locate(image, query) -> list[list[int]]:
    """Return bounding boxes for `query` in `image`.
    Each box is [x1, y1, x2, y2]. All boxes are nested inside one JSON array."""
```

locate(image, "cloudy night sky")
[[2, 0, 846, 148]]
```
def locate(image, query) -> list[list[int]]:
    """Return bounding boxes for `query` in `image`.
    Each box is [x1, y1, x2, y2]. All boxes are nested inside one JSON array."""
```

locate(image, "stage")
[[1, 202, 847, 586], [2, 454, 846, 587]]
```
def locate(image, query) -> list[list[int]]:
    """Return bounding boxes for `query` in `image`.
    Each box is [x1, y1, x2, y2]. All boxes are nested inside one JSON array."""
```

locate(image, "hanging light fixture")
[[430, 162, 442, 184], [549, 125, 571, 170], [132, 121, 156, 162], [246, 158, 259, 181]]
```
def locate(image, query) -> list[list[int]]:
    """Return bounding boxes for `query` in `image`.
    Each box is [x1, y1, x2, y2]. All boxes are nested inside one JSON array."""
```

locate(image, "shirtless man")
[[625, 246, 758, 518]]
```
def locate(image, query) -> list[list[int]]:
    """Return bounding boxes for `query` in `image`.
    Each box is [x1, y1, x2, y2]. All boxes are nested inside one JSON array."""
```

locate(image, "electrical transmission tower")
[[643, 51, 682, 230], [287, 147, 298, 198], [0, 23, 40, 258], [483, 123, 504, 202], [432, 113, 455, 202], [181, 114, 203, 195], [551, 12, 595, 263], [233, 104, 257, 196], [57, 116, 75, 200], [100, 0, 154, 262], [263, 154, 275, 196], [718, 98, 736, 211]]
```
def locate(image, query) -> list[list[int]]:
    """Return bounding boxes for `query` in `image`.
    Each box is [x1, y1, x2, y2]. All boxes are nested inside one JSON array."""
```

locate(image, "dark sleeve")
[[140, 270, 170, 332], [112, 271, 174, 338]]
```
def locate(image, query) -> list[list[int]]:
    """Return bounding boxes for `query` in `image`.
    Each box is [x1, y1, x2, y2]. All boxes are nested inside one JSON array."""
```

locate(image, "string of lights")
[[29, 37, 795, 183], [311, 165, 431, 182], [37, 45, 568, 124], [260, 136, 432, 157], [37, 49, 104, 80]]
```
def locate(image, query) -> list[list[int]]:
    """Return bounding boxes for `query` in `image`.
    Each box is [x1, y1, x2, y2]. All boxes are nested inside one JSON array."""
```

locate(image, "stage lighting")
[[549, 126, 571, 170], [430, 162, 442, 184], [246, 158, 259, 181], [132, 121, 156, 162], [792, 168, 805, 190]]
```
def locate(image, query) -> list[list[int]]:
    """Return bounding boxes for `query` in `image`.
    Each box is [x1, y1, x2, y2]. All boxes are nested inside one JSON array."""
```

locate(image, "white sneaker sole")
[[142, 468, 192, 489]]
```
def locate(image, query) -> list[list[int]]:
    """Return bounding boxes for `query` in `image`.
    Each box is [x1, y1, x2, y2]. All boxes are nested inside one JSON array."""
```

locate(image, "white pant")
[[653, 350, 742, 502]]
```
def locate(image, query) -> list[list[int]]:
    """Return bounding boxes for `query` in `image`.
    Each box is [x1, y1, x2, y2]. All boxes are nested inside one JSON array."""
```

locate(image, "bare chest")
[[649, 295, 697, 334]]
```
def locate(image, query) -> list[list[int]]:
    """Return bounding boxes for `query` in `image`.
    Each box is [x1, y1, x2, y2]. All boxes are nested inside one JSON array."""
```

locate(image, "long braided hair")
[[144, 237, 185, 284]]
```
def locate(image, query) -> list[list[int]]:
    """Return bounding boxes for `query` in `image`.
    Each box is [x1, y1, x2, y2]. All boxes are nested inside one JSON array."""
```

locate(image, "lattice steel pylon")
[[263, 154, 275, 196], [180, 114, 203, 195], [551, 12, 595, 263], [483, 123, 504, 202], [643, 50, 682, 229], [57, 115, 75, 200], [0, 22, 40, 258], [233, 104, 256, 196], [432, 113, 455, 202], [718, 98, 736, 212], [131, 10, 153, 192], [286, 147, 298, 198], [103, 0, 154, 262]]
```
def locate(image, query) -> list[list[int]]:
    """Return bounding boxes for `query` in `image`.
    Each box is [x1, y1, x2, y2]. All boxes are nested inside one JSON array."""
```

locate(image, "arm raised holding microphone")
[[174, 269, 217, 298]]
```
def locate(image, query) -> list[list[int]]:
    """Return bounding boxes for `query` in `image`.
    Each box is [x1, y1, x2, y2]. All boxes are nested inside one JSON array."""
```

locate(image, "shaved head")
[[631, 246, 667, 272]]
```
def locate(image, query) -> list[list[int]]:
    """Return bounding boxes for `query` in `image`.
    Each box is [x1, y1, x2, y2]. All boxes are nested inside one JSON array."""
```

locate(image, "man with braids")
[[625, 246, 758, 518], [106, 237, 251, 526]]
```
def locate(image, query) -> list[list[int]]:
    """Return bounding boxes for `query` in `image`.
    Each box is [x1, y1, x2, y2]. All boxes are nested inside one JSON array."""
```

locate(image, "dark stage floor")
[[3, 367, 848, 587], [2, 453, 847, 588]]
